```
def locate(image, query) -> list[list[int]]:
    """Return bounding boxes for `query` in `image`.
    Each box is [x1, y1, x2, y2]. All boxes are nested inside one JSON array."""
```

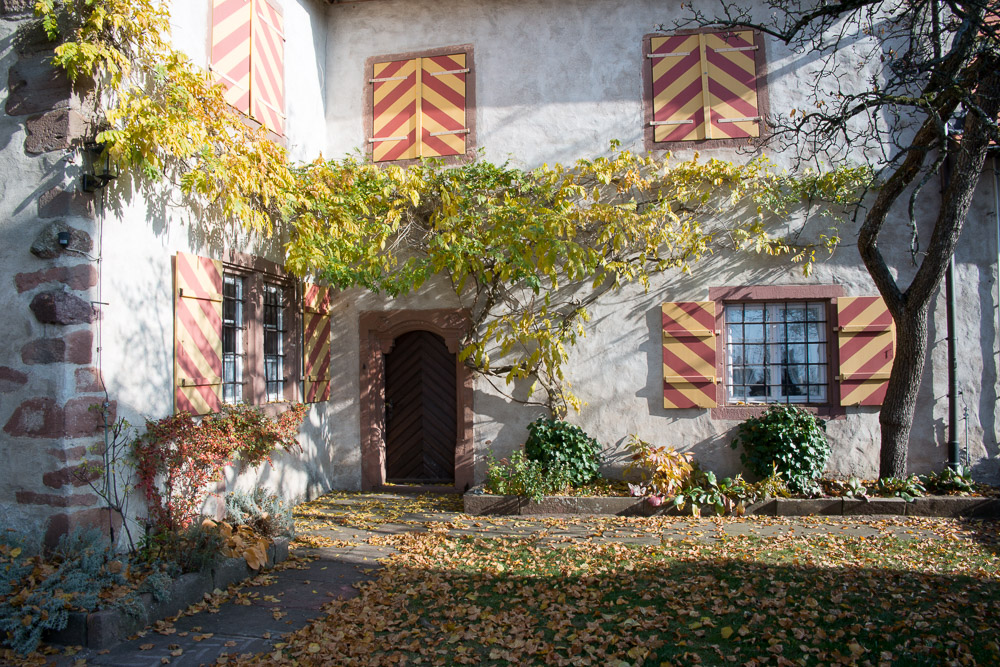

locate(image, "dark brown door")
[[384, 330, 456, 484]]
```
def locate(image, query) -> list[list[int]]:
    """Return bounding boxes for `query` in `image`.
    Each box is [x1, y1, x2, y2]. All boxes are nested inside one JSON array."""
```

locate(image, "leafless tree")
[[676, 0, 1000, 477]]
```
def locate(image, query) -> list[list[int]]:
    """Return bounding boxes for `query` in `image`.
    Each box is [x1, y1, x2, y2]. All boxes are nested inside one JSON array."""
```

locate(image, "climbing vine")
[[32, 0, 873, 413]]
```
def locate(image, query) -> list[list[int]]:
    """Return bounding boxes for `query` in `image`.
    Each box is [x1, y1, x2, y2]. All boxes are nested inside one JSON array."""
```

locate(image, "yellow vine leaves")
[[36, 0, 295, 233], [36, 0, 872, 413]]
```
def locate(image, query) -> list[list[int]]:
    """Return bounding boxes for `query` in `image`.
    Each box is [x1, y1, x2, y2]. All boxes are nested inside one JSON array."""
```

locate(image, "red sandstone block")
[[15, 265, 98, 293], [3, 397, 63, 437], [0, 366, 28, 392], [64, 398, 115, 438], [75, 367, 104, 393], [66, 330, 93, 364], [43, 463, 100, 489], [16, 490, 98, 507]]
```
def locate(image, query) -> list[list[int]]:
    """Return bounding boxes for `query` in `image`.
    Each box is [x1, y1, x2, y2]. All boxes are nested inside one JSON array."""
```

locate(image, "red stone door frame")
[[359, 310, 474, 492]]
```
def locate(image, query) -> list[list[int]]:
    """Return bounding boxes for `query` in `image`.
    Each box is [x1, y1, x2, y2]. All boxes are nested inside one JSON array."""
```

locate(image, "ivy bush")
[[524, 418, 602, 487], [731, 405, 830, 495]]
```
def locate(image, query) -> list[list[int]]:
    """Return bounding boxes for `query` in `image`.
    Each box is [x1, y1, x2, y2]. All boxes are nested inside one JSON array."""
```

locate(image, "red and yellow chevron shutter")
[[372, 58, 419, 162], [662, 302, 718, 409], [649, 31, 760, 142], [174, 253, 224, 415], [705, 31, 760, 139], [251, 0, 285, 135], [649, 35, 705, 142], [211, 0, 252, 114], [372, 54, 470, 162], [837, 296, 895, 406], [302, 283, 332, 403], [420, 54, 468, 157]]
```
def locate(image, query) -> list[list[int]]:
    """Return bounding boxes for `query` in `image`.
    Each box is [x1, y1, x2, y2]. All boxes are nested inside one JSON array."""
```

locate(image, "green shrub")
[[524, 418, 601, 487], [731, 405, 829, 494], [226, 488, 295, 538], [137, 523, 223, 576], [624, 435, 694, 497], [484, 451, 573, 502], [874, 475, 925, 502], [920, 465, 977, 495]]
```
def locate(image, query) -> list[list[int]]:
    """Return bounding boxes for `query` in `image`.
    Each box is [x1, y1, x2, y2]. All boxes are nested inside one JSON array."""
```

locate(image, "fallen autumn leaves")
[[228, 500, 1000, 666]]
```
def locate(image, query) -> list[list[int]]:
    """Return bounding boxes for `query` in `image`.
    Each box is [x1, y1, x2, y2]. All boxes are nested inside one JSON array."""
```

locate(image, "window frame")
[[642, 29, 769, 151], [222, 251, 301, 410], [708, 285, 845, 420], [363, 44, 477, 166]]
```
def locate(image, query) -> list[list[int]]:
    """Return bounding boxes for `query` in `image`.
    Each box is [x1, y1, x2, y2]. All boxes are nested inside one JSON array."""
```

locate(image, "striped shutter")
[[420, 54, 469, 157], [211, 0, 252, 114], [649, 34, 705, 142], [174, 253, 224, 415], [837, 296, 895, 406], [705, 30, 760, 139], [251, 0, 285, 135], [371, 58, 419, 162], [302, 283, 331, 403], [662, 302, 718, 408]]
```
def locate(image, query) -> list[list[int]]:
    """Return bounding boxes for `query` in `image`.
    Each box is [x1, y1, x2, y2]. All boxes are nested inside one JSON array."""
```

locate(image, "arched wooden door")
[[383, 330, 456, 484]]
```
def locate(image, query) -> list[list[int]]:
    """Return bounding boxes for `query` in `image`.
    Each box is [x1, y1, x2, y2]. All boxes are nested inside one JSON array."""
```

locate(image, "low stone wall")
[[45, 537, 289, 650], [464, 493, 1000, 518]]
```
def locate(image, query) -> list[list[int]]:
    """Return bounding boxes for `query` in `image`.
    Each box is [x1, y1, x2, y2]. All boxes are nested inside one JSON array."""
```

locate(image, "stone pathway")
[[50, 493, 956, 666]]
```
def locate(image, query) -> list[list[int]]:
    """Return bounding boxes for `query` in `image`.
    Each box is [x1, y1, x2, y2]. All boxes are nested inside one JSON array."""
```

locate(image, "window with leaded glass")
[[724, 302, 829, 404], [263, 282, 286, 402], [222, 274, 245, 404]]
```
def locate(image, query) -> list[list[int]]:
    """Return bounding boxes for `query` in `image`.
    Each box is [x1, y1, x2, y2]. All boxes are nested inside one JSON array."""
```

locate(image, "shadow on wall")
[[472, 375, 540, 481], [975, 248, 1000, 484]]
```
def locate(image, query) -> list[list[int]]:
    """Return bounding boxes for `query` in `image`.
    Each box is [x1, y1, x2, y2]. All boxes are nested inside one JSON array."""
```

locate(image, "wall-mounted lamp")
[[81, 142, 117, 193]]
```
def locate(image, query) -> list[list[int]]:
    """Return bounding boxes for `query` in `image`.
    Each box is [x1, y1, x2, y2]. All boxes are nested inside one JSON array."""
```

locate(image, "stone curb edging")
[[463, 493, 1000, 519], [45, 537, 290, 650]]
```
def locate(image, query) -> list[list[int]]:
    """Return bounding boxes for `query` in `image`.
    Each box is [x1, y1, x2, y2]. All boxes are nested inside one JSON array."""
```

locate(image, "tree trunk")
[[878, 303, 929, 477]]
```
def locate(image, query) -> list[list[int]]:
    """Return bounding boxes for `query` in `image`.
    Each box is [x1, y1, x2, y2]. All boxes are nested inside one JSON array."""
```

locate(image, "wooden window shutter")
[[211, 0, 252, 115], [302, 283, 332, 403], [705, 30, 761, 139], [174, 253, 224, 415], [419, 54, 469, 157], [649, 34, 706, 142], [251, 0, 285, 135], [662, 302, 718, 408], [371, 58, 419, 162], [837, 296, 895, 406]]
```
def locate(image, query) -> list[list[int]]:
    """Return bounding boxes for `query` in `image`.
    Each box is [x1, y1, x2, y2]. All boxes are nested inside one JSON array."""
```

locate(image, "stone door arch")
[[359, 310, 473, 492]]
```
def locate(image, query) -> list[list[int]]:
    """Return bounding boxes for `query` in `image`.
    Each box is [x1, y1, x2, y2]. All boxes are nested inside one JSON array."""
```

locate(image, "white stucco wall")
[[3, 0, 997, 546], [319, 0, 999, 484]]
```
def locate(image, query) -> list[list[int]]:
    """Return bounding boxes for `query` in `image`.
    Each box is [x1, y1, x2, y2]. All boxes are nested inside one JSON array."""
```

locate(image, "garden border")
[[44, 537, 290, 650], [463, 493, 1000, 518]]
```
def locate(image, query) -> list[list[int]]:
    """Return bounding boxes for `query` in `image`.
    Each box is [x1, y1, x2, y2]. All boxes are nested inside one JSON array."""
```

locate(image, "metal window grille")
[[263, 282, 285, 402], [724, 302, 828, 404], [222, 274, 245, 404]]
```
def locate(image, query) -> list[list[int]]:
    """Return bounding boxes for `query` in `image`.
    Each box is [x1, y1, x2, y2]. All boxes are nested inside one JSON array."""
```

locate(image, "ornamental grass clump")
[[731, 404, 829, 495]]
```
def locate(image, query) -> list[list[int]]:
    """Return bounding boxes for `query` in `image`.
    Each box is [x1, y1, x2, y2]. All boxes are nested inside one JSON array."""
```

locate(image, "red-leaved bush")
[[133, 404, 307, 531]]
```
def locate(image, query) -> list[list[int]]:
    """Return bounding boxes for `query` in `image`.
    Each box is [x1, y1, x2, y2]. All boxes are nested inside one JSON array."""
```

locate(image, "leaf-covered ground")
[[232, 495, 1000, 666]]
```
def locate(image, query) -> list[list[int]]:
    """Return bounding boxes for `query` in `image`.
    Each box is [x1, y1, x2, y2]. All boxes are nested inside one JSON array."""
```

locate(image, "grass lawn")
[[237, 514, 1000, 666]]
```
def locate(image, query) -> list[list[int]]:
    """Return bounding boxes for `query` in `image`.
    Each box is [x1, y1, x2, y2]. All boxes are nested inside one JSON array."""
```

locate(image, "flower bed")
[[463, 490, 1000, 518]]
